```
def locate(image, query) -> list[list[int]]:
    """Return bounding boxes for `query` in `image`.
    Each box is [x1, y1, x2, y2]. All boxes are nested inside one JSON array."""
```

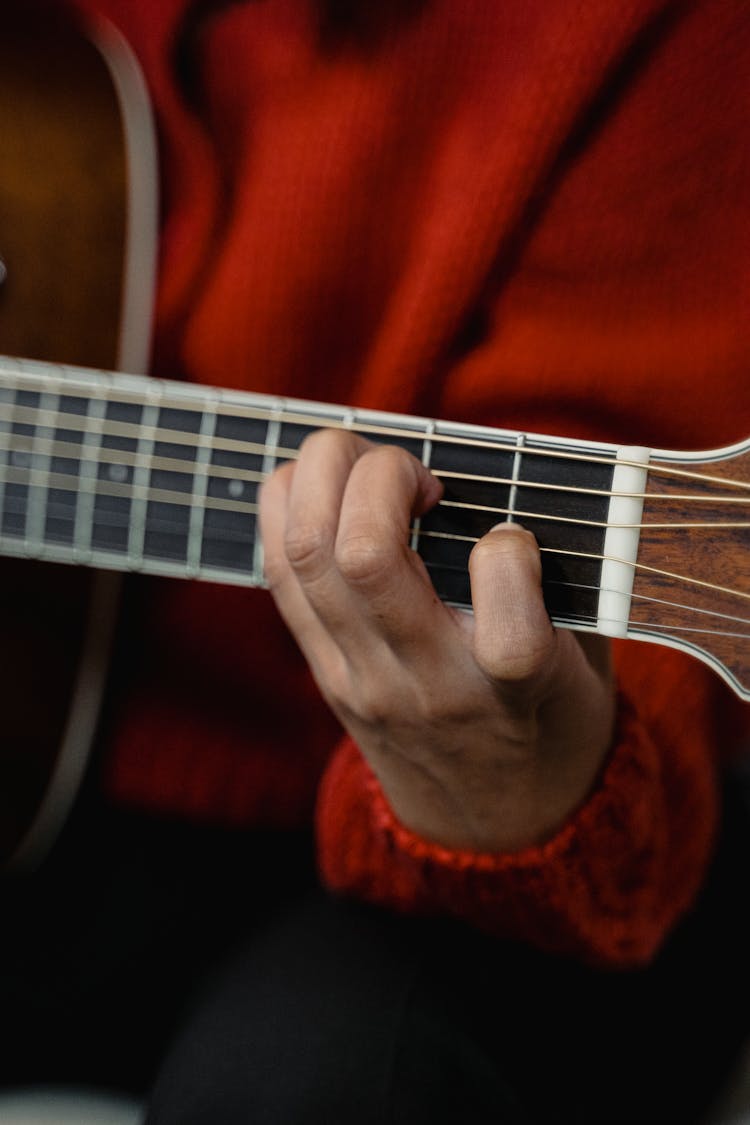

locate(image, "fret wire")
[[417, 529, 750, 601], [0, 459, 749, 534], [10, 449, 750, 643], [0, 533, 261, 588], [436, 466, 749, 503], [0, 387, 16, 535], [186, 400, 220, 575], [1, 463, 748, 603], [2, 497, 749, 636], [3, 373, 750, 495], [24, 390, 59, 553], [73, 396, 107, 560], [3, 488, 749, 639], [437, 497, 750, 531], [0, 427, 747, 510], [0, 388, 565, 464], [506, 433, 525, 525], [424, 560, 750, 630], [0, 402, 216, 453], [412, 419, 435, 553], [253, 401, 284, 581], [0, 466, 258, 514], [0, 432, 266, 486], [127, 396, 161, 566]]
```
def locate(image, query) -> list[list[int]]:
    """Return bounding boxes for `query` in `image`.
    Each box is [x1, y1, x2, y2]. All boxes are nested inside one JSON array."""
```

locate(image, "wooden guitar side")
[[0, 7, 157, 871]]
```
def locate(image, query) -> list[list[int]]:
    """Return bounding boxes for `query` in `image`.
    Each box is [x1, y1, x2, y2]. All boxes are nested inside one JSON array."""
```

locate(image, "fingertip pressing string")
[[0, 379, 748, 638]]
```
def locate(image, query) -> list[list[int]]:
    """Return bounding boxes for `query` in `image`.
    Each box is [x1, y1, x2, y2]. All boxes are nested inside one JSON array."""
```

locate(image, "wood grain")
[[0, 8, 125, 864], [0, 7, 125, 367], [632, 448, 750, 696]]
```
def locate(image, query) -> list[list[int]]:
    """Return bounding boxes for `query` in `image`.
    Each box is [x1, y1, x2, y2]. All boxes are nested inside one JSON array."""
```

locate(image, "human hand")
[[259, 431, 616, 853]]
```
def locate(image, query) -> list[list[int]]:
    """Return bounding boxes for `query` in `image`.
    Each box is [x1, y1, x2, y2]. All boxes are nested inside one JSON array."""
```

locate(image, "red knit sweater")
[[71, 0, 749, 965]]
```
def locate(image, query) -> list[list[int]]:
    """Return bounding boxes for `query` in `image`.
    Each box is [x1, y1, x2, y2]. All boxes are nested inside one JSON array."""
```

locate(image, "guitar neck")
[[3, 352, 750, 701], [0, 353, 648, 637]]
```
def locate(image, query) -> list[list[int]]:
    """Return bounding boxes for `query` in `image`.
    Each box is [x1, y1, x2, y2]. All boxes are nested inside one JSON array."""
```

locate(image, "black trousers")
[[2, 779, 749, 1125]]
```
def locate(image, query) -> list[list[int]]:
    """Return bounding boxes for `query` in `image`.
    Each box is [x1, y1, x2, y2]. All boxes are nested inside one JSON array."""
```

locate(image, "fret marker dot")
[[228, 479, 244, 498], [107, 463, 128, 483]]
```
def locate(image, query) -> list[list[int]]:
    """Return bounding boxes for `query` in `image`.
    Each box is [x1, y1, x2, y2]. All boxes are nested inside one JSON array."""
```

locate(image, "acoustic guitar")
[[1, 9, 748, 871], [0, 6, 157, 871]]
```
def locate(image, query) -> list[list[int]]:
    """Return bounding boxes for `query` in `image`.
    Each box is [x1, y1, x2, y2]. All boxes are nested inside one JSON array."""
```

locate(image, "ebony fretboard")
[[0, 355, 622, 630]]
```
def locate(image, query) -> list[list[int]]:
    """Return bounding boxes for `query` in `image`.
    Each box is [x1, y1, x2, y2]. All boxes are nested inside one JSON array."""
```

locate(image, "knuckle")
[[283, 522, 333, 575], [324, 667, 388, 728], [474, 624, 554, 686], [335, 533, 396, 587], [299, 426, 362, 459], [348, 686, 389, 727], [368, 443, 413, 469], [317, 651, 354, 709], [354, 443, 421, 492], [368, 443, 424, 488]]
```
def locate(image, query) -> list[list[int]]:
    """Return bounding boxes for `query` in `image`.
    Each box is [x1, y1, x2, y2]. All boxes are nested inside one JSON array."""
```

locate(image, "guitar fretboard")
[[0, 355, 646, 635]]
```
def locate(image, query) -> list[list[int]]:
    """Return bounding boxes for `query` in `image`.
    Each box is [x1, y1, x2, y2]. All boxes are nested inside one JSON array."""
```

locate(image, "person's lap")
[[148, 775, 750, 1125], [2, 777, 748, 1124]]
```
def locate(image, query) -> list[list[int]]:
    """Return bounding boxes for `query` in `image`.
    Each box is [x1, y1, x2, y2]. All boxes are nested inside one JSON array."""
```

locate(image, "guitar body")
[[0, 7, 747, 871], [0, 9, 126, 367], [0, 7, 157, 870]]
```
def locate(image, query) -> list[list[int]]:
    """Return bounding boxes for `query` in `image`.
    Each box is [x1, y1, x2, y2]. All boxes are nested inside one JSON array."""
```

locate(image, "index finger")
[[332, 442, 451, 649]]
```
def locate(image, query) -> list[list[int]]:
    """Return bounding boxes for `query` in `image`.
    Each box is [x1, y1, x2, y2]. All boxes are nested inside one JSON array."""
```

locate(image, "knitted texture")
[[70, 0, 749, 963]]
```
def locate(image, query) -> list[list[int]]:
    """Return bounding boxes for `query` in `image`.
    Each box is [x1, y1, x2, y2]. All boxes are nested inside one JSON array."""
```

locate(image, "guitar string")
[[436, 496, 750, 531], [447, 564, 750, 633], [2, 382, 750, 495], [436, 569, 750, 630], [0, 452, 749, 534], [418, 530, 750, 601], [0, 423, 746, 515], [539, 612, 750, 641], [546, 580, 750, 634], [2, 492, 749, 640], [1, 465, 748, 606], [538, 605, 750, 640], [548, 580, 750, 630], [2, 466, 749, 637], [3, 423, 750, 507], [0, 441, 746, 537]]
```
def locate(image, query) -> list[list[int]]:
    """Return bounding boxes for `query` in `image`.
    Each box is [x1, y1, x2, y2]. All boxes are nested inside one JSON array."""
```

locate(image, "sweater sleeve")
[[316, 640, 748, 967]]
